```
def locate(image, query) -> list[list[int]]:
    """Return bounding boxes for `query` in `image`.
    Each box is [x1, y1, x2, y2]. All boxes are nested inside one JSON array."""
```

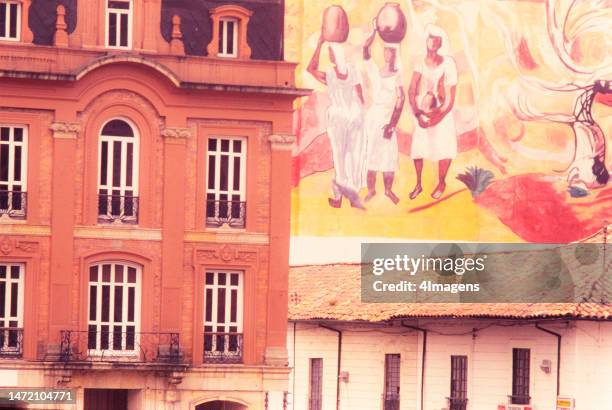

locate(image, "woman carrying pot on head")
[[362, 20, 405, 204], [307, 7, 367, 209], [408, 24, 458, 200]]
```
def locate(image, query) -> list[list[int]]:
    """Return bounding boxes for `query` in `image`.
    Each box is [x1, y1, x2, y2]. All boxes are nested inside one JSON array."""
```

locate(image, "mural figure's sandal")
[[431, 184, 446, 200], [409, 186, 423, 200], [385, 191, 400, 204], [328, 197, 342, 208], [364, 191, 376, 202]]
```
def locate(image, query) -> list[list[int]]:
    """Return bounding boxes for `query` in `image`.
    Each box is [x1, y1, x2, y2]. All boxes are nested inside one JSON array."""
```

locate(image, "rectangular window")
[[203, 270, 243, 363], [218, 18, 238, 57], [309, 358, 323, 410], [384, 353, 400, 410], [205, 136, 246, 228], [0, 263, 24, 356], [450, 355, 468, 410], [512, 348, 530, 405], [88, 263, 140, 355], [0, 1, 20, 41], [106, 0, 131, 49], [0, 125, 27, 219]]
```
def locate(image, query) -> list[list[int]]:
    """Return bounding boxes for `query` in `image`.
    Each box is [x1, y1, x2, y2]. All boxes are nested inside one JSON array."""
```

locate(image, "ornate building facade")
[[0, 0, 303, 408]]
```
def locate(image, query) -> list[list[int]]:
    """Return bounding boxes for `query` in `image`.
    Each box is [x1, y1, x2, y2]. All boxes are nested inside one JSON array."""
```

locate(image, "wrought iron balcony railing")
[[448, 397, 468, 410], [59, 330, 180, 363], [0, 191, 26, 220], [203, 332, 243, 364], [206, 200, 246, 229], [0, 327, 23, 358], [97, 194, 139, 224], [383, 392, 400, 410]]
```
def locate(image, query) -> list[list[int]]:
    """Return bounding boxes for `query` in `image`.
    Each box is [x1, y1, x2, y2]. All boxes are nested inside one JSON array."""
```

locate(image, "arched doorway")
[[195, 401, 247, 410]]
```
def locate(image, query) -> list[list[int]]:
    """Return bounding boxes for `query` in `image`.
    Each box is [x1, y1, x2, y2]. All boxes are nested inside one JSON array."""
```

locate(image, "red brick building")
[[0, 1, 304, 408]]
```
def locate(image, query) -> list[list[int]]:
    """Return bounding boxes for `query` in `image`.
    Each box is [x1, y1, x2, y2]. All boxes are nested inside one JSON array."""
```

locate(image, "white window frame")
[[0, 0, 21, 42], [0, 263, 24, 353], [87, 262, 141, 358], [218, 17, 239, 58], [0, 124, 28, 219], [203, 270, 244, 354], [205, 136, 247, 228], [97, 118, 139, 223], [105, 0, 132, 50]]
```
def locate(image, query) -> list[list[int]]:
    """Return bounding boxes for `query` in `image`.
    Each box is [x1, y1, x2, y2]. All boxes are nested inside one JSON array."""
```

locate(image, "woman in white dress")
[[408, 24, 458, 200], [307, 35, 367, 209], [362, 26, 405, 204]]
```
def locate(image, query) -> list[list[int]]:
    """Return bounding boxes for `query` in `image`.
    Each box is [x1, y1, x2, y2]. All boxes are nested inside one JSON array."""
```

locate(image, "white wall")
[[288, 320, 612, 410]]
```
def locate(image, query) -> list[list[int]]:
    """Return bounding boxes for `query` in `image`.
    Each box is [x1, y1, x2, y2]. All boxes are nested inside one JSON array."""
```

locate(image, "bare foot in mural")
[[350, 198, 366, 210], [431, 183, 446, 199], [364, 191, 376, 202], [409, 185, 423, 200], [385, 190, 400, 204], [328, 197, 342, 208]]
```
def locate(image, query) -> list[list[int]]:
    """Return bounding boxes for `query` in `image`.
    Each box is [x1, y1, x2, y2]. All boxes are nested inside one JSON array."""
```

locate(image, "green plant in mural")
[[456, 166, 495, 198]]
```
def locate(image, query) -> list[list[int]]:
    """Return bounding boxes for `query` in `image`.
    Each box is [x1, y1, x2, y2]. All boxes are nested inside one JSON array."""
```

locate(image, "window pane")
[[89, 286, 97, 321], [216, 288, 226, 324], [101, 286, 110, 322], [88, 324, 97, 349], [207, 155, 216, 190], [218, 20, 224, 53], [205, 288, 212, 322], [208, 138, 217, 151], [230, 273, 239, 286], [10, 265, 19, 279], [0, 127, 8, 141], [0, 4, 6, 38], [221, 139, 229, 152], [9, 3, 17, 38], [108, 13, 117, 46], [127, 267, 136, 283], [127, 287, 135, 322], [10, 283, 18, 317], [218, 273, 226, 286], [112, 141, 121, 188], [115, 264, 124, 283], [126, 143, 133, 187], [13, 128, 22, 142], [114, 286, 123, 322], [220, 155, 228, 191], [233, 157, 241, 191], [232, 140, 241, 153], [120, 13, 128, 47], [109, 1, 130, 9], [227, 21, 235, 55], [0, 144, 9, 182], [13, 146, 21, 182], [100, 141, 108, 185], [102, 120, 133, 137], [205, 272, 214, 285], [0, 282, 5, 318], [230, 289, 237, 322], [102, 265, 111, 282], [101, 325, 109, 349]]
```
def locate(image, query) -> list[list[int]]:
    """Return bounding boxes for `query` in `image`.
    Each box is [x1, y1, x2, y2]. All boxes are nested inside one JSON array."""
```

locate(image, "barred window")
[[512, 348, 531, 405], [0, 1, 20, 41], [98, 119, 139, 224], [450, 355, 468, 410], [87, 262, 140, 354], [384, 353, 400, 410], [106, 0, 132, 49], [309, 358, 323, 410], [0, 125, 27, 219], [205, 137, 246, 228], [0, 263, 23, 354]]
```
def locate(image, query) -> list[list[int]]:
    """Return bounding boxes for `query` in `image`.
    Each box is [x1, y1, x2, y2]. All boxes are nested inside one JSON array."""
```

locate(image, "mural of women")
[[362, 17, 406, 204], [307, 6, 366, 209], [408, 24, 458, 200]]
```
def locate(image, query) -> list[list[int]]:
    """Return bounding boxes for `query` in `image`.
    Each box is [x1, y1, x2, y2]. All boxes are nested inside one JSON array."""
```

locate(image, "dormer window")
[[207, 5, 252, 59], [218, 18, 238, 58], [106, 0, 132, 49], [0, 0, 20, 41]]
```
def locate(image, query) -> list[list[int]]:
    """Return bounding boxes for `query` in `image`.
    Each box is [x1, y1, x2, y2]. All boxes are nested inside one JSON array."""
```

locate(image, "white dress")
[[567, 122, 601, 187], [326, 65, 366, 197], [364, 60, 402, 172], [410, 56, 458, 161]]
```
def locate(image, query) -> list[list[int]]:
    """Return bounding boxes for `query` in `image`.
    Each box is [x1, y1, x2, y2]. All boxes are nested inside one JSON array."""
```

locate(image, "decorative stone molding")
[[50, 122, 81, 139], [0, 236, 41, 255], [161, 127, 191, 139], [268, 134, 296, 151], [196, 244, 258, 264], [0, 237, 13, 255]]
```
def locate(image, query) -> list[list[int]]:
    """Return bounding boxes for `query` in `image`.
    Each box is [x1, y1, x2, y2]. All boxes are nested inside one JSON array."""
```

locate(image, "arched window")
[[98, 119, 139, 224], [195, 401, 247, 410], [87, 262, 141, 355]]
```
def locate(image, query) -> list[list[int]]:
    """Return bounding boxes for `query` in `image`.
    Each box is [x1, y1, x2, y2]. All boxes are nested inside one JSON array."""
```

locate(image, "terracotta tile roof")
[[288, 261, 612, 322]]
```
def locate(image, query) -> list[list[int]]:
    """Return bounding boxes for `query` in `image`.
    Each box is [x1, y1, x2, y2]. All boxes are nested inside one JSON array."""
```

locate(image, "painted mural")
[[287, 0, 612, 243]]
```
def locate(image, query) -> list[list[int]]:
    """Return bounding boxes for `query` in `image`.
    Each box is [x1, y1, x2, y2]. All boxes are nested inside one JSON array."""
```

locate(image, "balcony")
[[206, 200, 246, 229], [0, 327, 23, 358], [59, 330, 181, 364], [448, 397, 468, 410], [203, 332, 243, 364], [0, 191, 26, 220], [98, 195, 139, 225]]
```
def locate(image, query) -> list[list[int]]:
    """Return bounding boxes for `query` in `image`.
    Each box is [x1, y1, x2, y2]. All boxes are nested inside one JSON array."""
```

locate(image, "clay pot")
[[322, 5, 349, 43], [376, 3, 407, 43]]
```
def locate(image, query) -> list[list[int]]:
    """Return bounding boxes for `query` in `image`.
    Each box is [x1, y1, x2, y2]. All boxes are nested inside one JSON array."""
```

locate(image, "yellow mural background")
[[286, 0, 612, 241]]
